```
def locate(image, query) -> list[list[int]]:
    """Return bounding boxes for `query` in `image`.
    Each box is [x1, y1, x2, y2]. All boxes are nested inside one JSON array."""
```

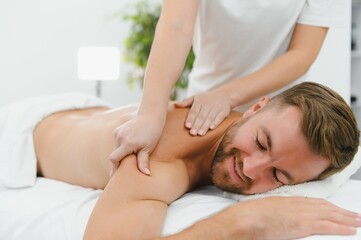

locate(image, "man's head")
[[211, 82, 360, 195]]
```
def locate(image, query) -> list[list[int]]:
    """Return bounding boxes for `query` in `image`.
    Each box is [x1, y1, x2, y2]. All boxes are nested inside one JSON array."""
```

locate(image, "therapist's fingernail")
[[186, 122, 192, 128], [144, 168, 151, 175], [190, 129, 197, 135], [210, 124, 216, 130], [198, 129, 205, 135]]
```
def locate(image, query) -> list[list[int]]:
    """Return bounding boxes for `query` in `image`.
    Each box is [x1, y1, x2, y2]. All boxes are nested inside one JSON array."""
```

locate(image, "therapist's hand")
[[109, 115, 164, 176], [175, 91, 232, 136]]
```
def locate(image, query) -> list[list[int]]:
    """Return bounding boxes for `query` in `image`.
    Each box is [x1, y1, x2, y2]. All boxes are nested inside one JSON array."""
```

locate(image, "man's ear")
[[243, 96, 270, 118]]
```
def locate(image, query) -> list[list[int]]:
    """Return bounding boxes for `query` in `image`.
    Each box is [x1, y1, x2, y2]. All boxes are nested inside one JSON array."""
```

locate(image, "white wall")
[[0, 0, 359, 178], [307, 0, 351, 103], [0, 0, 352, 108], [0, 0, 142, 108]]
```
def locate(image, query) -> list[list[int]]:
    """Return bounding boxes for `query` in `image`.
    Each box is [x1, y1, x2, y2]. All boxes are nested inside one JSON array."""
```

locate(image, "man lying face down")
[[32, 82, 360, 239]]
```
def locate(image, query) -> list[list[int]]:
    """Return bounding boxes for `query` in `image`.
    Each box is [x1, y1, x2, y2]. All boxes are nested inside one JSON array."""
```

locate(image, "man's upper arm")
[[84, 155, 190, 240]]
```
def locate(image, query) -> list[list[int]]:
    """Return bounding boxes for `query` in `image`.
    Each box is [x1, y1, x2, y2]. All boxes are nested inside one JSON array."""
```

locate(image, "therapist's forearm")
[[138, 21, 193, 120], [218, 48, 315, 108], [216, 24, 328, 108]]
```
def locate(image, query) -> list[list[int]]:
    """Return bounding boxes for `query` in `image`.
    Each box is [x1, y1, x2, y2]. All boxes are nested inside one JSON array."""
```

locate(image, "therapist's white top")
[[187, 0, 344, 104]]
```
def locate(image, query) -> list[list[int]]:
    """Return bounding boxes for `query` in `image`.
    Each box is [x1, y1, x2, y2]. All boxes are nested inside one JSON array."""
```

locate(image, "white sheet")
[[0, 93, 110, 188], [0, 93, 360, 239], [0, 177, 360, 239]]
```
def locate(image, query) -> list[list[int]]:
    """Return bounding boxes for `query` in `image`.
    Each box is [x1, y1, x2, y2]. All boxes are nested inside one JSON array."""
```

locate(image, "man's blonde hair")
[[270, 82, 360, 179]]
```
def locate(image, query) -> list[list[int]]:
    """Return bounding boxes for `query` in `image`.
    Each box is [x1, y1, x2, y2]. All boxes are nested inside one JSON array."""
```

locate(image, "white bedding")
[[0, 177, 360, 240], [0, 93, 360, 239]]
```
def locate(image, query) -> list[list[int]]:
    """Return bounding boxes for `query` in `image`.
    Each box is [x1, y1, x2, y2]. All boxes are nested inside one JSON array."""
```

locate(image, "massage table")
[[0, 176, 360, 239], [0, 93, 360, 239]]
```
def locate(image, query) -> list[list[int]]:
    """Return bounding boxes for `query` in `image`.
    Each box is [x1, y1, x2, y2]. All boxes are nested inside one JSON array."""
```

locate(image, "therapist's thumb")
[[174, 97, 194, 108], [137, 150, 151, 176]]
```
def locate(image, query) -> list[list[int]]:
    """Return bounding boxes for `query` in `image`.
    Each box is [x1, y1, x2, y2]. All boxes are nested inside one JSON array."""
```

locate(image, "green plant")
[[122, 0, 194, 100]]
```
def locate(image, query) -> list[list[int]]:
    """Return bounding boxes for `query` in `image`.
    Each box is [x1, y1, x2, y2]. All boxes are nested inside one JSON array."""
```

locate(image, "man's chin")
[[213, 181, 251, 195]]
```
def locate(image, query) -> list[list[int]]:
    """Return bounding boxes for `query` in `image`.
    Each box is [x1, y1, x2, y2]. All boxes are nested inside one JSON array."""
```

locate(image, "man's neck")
[[158, 109, 242, 188]]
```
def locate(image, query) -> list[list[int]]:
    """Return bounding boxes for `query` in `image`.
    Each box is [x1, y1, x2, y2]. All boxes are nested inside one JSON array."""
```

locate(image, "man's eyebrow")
[[260, 126, 272, 151]]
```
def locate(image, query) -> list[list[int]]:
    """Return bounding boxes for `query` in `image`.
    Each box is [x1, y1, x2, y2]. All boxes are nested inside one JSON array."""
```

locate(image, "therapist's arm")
[[109, 0, 200, 175], [224, 24, 329, 107], [178, 24, 328, 136], [160, 197, 361, 239]]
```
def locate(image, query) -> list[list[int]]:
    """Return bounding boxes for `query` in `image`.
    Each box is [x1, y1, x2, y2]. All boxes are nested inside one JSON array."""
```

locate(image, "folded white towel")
[[224, 146, 361, 201], [0, 93, 110, 188]]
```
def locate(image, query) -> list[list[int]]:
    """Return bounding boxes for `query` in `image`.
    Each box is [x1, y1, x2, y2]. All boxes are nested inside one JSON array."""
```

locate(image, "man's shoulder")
[[108, 156, 190, 204]]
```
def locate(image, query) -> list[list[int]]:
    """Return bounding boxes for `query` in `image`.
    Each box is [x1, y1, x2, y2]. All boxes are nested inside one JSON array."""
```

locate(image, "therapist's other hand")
[[208, 196, 361, 240], [109, 116, 163, 176], [175, 91, 231, 136]]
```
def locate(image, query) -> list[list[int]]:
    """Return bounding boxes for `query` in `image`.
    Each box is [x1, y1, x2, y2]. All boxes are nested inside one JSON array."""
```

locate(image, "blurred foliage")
[[121, 0, 194, 100]]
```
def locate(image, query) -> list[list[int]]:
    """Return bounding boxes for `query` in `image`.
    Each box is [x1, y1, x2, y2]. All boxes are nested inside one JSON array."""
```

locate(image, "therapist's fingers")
[[175, 97, 199, 130], [189, 105, 211, 136], [199, 107, 230, 135], [109, 146, 151, 176], [109, 144, 131, 165], [110, 162, 120, 177], [137, 150, 151, 175], [192, 104, 231, 135], [109, 145, 134, 177], [174, 96, 194, 109], [197, 109, 219, 135], [186, 102, 202, 133], [197, 117, 213, 136], [210, 111, 229, 130]]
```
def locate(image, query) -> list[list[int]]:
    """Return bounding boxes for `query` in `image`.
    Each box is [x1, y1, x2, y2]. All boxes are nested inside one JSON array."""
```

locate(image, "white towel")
[[0, 93, 110, 188], [225, 146, 361, 201]]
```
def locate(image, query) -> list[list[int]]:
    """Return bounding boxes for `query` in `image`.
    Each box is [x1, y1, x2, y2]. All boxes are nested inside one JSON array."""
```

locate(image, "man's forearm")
[[159, 197, 361, 240], [158, 213, 243, 240]]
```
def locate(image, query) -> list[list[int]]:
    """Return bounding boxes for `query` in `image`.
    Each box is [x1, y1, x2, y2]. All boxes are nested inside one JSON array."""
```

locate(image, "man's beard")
[[210, 119, 252, 194]]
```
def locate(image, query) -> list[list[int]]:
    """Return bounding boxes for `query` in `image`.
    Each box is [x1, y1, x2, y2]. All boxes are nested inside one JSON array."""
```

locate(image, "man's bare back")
[[15, 82, 361, 239], [33, 103, 241, 190], [32, 103, 244, 239]]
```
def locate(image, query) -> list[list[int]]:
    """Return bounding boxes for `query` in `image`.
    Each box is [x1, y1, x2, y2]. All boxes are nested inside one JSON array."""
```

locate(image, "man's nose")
[[242, 154, 272, 180]]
